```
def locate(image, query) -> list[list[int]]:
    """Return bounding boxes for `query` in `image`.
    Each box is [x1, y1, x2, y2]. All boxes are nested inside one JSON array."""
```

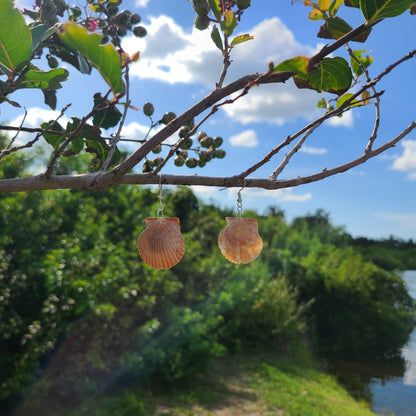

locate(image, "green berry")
[[200, 136, 213, 148], [236, 0, 251, 9], [194, 15, 210, 31], [142, 160, 153, 172], [213, 136, 223, 148], [216, 149, 226, 159], [179, 126, 190, 138], [177, 149, 188, 159], [197, 159, 206, 167], [185, 157, 198, 168], [197, 131, 207, 142], [193, 0, 210, 16], [152, 156, 164, 167], [161, 111, 176, 125], [180, 138, 193, 150], [174, 156, 185, 167], [47, 55, 58, 69], [152, 144, 162, 154], [143, 102, 154, 116], [186, 118, 195, 129], [198, 150, 211, 162]]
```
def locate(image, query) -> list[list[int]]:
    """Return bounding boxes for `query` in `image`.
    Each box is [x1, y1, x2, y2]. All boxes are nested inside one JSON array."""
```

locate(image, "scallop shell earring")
[[137, 176, 185, 269], [218, 186, 263, 264]]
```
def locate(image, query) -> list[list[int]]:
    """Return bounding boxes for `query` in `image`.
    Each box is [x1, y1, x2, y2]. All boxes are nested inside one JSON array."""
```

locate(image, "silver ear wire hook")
[[157, 174, 164, 219], [237, 180, 246, 219]]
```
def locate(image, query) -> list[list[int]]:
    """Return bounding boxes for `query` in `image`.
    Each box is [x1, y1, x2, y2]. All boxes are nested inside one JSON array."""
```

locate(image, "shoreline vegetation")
[[1, 154, 415, 414], [74, 348, 377, 416]]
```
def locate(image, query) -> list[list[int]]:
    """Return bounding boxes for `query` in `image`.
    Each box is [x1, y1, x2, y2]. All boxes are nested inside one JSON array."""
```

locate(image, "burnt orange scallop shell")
[[138, 217, 185, 269], [218, 217, 263, 264]]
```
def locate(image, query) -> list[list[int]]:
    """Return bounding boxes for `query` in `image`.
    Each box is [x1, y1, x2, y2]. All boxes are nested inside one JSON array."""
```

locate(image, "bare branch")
[[100, 67, 131, 172], [270, 120, 324, 180], [1, 121, 414, 194], [346, 44, 381, 153]]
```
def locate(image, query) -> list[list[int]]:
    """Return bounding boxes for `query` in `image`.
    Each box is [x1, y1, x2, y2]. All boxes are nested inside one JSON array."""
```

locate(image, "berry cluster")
[[85, 1, 147, 45], [140, 103, 226, 172]]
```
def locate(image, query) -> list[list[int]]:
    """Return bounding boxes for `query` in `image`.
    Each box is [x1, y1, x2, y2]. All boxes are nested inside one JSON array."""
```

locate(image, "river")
[[370, 270, 416, 416], [330, 270, 416, 415]]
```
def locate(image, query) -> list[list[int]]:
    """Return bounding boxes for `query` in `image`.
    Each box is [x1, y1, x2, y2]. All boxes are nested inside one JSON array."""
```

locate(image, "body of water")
[[330, 270, 416, 415], [370, 270, 416, 416]]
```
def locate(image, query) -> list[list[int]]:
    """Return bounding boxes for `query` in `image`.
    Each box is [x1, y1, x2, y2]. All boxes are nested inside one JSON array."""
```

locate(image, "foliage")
[[0, 0, 415, 192], [0, 158, 415, 414], [74, 349, 377, 416]]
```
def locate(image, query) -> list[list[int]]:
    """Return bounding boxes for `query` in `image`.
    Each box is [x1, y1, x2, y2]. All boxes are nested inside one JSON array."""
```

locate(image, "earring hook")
[[237, 180, 246, 218], [157, 174, 164, 219]]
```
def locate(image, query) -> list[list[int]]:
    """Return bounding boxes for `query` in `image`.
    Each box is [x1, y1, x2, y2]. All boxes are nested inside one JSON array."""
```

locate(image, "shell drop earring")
[[137, 176, 185, 269], [218, 184, 263, 264]]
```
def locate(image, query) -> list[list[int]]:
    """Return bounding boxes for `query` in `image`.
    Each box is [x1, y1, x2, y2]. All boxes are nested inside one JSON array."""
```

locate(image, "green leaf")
[[318, 0, 332, 10], [294, 57, 352, 95], [317, 98, 327, 108], [41, 121, 66, 149], [0, 96, 21, 108], [329, 0, 344, 14], [360, 0, 416, 22], [350, 50, 373, 75], [92, 94, 122, 129], [42, 89, 57, 110], [0, 0, 32, 76], [230, 34, 254, 47], [30, 23, 59, 53], [71, 136, 84, 154], [336, 93, 361, 108], [59, 22, 124, 95], [15, 67, 69, 91], [318, 17, 353, 40], [345, 0, 360, 7], [208, 0, 222, 20], [220, 11, 238, 36], [211, 26, 223, 51], [273, 56, 310, 74]]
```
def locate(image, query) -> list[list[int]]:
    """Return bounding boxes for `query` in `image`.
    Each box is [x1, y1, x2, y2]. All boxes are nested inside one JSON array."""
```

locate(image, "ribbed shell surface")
[[138, 217, 185, 269], [218, 217, 263, 264]]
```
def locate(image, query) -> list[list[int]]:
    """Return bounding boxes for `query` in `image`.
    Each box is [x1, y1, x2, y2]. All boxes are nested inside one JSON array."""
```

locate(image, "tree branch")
[[1, 121, 414, 194]]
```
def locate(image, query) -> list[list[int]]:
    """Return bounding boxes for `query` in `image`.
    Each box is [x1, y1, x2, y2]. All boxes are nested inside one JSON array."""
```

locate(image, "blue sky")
[[9, 0, 416, 240]]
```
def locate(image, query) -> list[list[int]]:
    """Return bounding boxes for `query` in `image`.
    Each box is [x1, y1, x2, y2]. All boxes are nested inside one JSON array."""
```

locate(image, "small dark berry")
[[143, 102, 154, 116], [161, 111, 176, 125], [133, 25, 147, 37]]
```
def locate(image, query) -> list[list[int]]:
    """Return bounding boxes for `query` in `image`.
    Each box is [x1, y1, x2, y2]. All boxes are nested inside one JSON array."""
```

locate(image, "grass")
[[73, 347, 376, 416]]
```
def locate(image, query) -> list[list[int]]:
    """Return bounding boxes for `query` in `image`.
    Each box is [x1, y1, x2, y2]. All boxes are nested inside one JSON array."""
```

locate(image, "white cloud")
[[300, 146, 327, 155], [135, 0, 150, 7], [229, 130, 258, 147], [123, 16, 219, 85], [391, 140, 416, 180], [229, 187, 312, 203], [123, 16, 327, 125], [327, 110, 354, 127]]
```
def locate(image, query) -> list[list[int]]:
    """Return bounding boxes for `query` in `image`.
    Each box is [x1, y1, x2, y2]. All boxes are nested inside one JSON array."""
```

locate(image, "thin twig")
[[270, 120, 324, 180], [100, 67, 131, 172], [346, 44, 381, 153]]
